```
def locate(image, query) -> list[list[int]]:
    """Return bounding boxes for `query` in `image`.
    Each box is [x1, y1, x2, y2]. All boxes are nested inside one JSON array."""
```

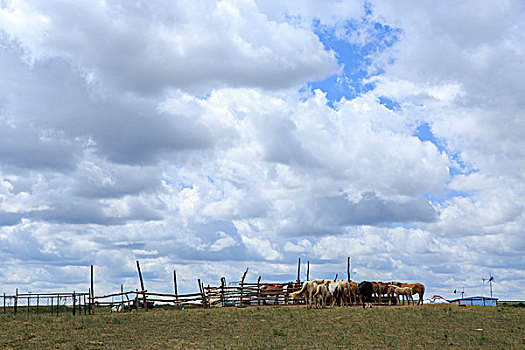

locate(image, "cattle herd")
[[289, 280, 426, 309]]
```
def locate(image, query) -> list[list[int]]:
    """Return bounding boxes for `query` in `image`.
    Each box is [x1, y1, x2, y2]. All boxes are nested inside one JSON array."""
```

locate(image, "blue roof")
[[449, 296, 498, 302]]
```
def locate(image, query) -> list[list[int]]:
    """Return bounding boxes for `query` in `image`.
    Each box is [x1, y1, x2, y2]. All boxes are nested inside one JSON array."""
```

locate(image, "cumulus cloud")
[[0, 0, 337, 94]]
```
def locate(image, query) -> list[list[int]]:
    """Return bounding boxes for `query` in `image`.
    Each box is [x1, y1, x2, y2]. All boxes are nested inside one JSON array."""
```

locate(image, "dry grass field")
[[0, 304, 524, 349]]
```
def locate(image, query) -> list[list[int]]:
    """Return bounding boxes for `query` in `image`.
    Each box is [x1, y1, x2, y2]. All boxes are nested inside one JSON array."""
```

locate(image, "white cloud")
[[0, 0, 337, 94]]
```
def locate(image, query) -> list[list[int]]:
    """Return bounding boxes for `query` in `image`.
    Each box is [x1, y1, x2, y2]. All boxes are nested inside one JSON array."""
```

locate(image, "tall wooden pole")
[[347, 257, 350, 282], [14, 288, 18, 314], [73, 291, 76, 316], [173, 270, 178, 302], [90, 265, 95, 314], [297, 258, 301, 283], [307, 261, 310, 281], [136, 261, 147, 311]]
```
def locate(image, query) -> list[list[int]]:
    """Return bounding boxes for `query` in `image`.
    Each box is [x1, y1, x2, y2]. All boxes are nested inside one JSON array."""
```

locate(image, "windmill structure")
[[482, 273, 495, 299], [453, 287, 465, 299]]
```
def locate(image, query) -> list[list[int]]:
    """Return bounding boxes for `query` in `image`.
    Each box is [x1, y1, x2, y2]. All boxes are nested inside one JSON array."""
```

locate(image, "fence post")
[[307, 261, 310, 281], [36, 295, 39, 314], [238, 268, 248, 308], [14, 289, 18, 315], [90, 265, 95, 315], [136, 261, 147, 311], [73, 292, 76, 316], [56, 295, 59, 316], [297, 258, 301, 284], [27, 296, 30, 315], [3, 293, 5, 314], [257, 276, 261, 306], [347, 257, 350, 282], [197, 279, 205, 308], [173, 270, 178, 304], [220, 277, 226, 307], [50, 295, 53, 315], [203, 281, 209, 308]]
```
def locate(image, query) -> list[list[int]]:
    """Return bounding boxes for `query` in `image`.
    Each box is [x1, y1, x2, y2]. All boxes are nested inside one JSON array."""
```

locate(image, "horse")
[[357, 281, 374, 308], [370, 282, 385, 304], [324, 280, 344, 307], [348, 281, 358, 306], [387, 285, 413, 305], [335, 281, 351, 306], [261, 285, 284, 305], [313, 283, 332, 308], [289, 280, 318, 307], [391, 281, 425, 305], [111, 304, 126, 313]]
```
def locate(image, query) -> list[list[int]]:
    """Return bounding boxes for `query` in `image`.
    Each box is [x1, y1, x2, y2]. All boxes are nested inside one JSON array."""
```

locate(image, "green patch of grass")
[[0, 305, 524, 349]]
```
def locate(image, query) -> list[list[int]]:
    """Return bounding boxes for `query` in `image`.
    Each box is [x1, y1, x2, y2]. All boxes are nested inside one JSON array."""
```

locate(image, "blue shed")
[[449, 296, 498, 307]]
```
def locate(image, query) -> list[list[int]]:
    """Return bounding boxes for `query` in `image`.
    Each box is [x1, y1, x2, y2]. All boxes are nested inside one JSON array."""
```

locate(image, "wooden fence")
[[91, 280, 303, 311]]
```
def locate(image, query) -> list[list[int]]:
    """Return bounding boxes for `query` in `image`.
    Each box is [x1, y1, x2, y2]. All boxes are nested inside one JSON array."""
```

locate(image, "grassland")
[[0, 304, 524, 349]]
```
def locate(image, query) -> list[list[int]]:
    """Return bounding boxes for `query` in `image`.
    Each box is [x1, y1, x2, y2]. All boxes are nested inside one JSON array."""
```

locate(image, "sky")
[[0, 0, 524, 300]]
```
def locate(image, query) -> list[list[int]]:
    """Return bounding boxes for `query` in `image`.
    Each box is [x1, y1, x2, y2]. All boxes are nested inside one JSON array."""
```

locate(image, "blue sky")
[[0, 0, 524, 300]]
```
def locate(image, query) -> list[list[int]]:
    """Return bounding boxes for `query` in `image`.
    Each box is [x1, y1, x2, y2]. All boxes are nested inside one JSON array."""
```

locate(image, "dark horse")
[[357, 281, 374, 308]]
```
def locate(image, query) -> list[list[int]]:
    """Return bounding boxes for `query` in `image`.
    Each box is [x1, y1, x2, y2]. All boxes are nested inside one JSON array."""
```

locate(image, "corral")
[[0, 259, 411, 315]]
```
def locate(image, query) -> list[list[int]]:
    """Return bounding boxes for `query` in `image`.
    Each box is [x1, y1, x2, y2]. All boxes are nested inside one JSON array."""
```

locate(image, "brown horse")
[[378, 282, 391, 304], [387, 285, 413, 305], [391, 281, 425, 305], [348, 281, 358, 306], [370, 282, 385, 304]]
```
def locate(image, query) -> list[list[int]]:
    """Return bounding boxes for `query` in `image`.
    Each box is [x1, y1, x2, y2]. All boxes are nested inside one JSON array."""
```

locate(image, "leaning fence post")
[[197, 279, 206, 308], [136, 261, 147, 311], [257, 276, 261, 306], [238, 268, 248, 308]]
